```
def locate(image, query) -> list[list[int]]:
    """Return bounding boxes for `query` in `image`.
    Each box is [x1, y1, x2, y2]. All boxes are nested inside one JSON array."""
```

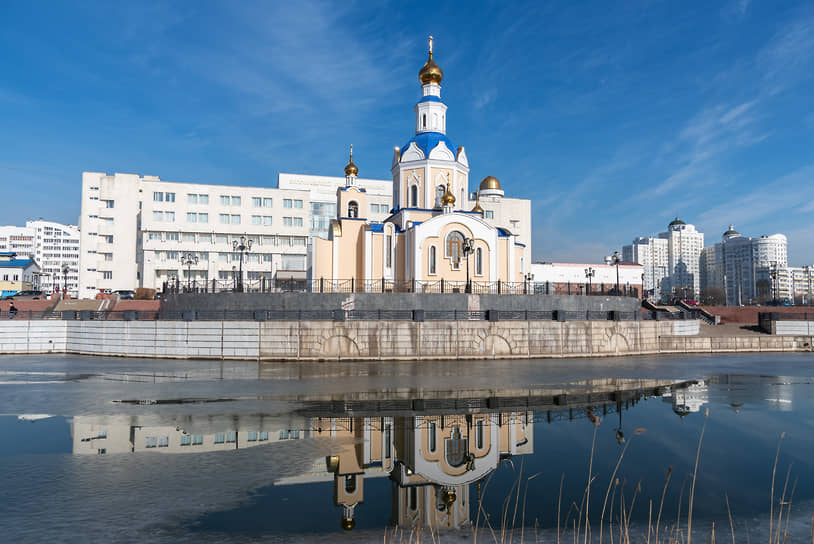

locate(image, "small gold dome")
[[441, 182, 456, 206], [419, 37, 443, 85], [479, 175, 501, 190], [341, 517, 356, 531], [471, 202, 483, 213], [344, 145, 358, 177], [441, 490, 457, 508]]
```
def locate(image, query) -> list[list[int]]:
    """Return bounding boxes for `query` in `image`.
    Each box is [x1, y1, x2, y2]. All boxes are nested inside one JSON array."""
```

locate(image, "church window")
[[428, 421, 437, 453], [422, 114, 426, 129], [347, 201, 358, 218], [429, 246, 437, 275], [410, 185, 418, 207], [386, 235, 392, 268], [476, 419, 484, 449], [409, 487, 418, 510], [476, 247, 483, 276], [344, 475, 357, 493], [446, 231, 464, 269], [435, 185, 445, 207]]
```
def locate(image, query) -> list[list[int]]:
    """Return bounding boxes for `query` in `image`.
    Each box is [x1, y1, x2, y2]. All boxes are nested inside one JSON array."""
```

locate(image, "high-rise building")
[[700, 225, 788, 305], [0, 221, 80, 296], [623, 217, 703, 300]]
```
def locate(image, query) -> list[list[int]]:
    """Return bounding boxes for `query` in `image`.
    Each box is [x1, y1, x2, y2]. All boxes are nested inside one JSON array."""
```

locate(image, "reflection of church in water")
[[72, 410, 533, 530]]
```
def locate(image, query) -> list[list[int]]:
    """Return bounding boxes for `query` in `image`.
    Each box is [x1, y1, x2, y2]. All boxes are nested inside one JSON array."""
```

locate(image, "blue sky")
[[1, 1, 813, 264]]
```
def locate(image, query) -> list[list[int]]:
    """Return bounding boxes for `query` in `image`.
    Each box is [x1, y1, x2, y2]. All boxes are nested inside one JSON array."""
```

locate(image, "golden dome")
[[419, 36, 443, 85], [344, 145, 358, 177], [341, 518, 356, 531], [471, 202, 483, 213], [441, 181, 456, 206], [479, 175, 501, 191]]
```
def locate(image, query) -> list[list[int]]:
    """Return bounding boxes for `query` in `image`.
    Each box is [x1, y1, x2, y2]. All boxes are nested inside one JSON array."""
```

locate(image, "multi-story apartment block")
[[700, 225, 787, 305], [623, 217, 703, 300], [79, 172, 313, 298], [0, 221, 80, 296]]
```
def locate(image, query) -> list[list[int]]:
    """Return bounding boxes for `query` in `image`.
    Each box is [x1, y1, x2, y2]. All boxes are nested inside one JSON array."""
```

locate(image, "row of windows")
[[144, 232, 307, 245], [153, 192, 176, 203]]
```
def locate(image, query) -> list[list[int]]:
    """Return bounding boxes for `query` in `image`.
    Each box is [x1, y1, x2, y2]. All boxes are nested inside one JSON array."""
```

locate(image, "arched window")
[[347, 201, 358, 218], [410, 185, 418, 207], [428, 421, 437, 453], [435, 184, 445, 207], [475, 247, 483, 275], [446, 231, 464, 269], [422, 114, 426, 129], [429, 246, 437, 275], [344, 474, 356, 493]]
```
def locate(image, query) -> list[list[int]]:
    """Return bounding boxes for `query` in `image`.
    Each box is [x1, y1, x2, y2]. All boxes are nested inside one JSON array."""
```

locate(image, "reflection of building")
[[312, 38, 531, 288], [661, 381, 708, 416]]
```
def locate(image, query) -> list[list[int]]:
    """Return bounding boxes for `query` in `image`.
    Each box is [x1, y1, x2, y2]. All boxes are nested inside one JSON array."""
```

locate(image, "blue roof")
[[417, 95, 442, 103], [401, 131, 456, 159], [497, 228, 513, 238], [369, 223, 384, 233], [0, 252, 16, 257], [0, 258, 36, 268], [340, 186, 366, 192]]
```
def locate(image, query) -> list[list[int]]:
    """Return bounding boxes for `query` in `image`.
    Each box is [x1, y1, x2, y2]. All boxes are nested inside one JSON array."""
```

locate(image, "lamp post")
[[769, 261, 778, 304], [232, 236, 253, 292], [181, 252, 199, 291], [462, 237, 474, 293], [584, 267, 595, 296], [524, 272, 534, 295], [61, 263, 70, 298], [231, 265, 237, 291], [611, 251, 621, 296]]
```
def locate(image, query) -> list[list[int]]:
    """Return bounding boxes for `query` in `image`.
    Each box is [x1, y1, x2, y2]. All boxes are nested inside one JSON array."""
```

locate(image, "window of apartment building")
[[263, 197, 273, 207], [370, 203, 379, 213], [252, 197, 262, 207], [263, 253, 273, 263], [220, 195, 230, 206], [165, 211, 175, 222], [148, 232, 162, 241], [183, 233, 196, 242], [198, 213, 208, 224], [252, 215, 261, 225], [153, 192, 163, 202], [188, 194, 198, 204], [231, 196, 241, 206], [262, 216, 272, 226], [282, 255, 306, 271], [231, 214, 240, 225], [165, 192, 176, 203], [278, 236, 290, 246], [294, 199, 303, 209], [153, 211, 164, 221], [283, 199, 293, 208], [294, 217, 303, 227], [219, 213, 229, 224], [102, 217, 113, 225], [187, 212, 197, 223], [166, 232, 179, 241], [263, 236, 275, 246], [104, 200, 114, 208], [198, 251, 208, 261], [104, 235, 113, 244], [103, 253, 113, 261], [484, 210, 494, 219], [283, 217, 293, 227], [102, 271, 112, 279], [216, 234, 228, 244], [247, 254, 260, 264], [292, 237, 306, 246], [219, 252, 229, 263], [166, 251, 179, 260]]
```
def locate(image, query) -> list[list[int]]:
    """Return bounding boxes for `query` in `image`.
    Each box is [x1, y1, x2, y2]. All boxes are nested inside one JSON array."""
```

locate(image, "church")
[[312, 38, 531, 291]]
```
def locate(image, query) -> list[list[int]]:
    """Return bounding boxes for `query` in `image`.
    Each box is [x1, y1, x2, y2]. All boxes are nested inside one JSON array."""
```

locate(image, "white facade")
[[700, 225, 788, 305], [79, 172, 312, 298], [0, 221, 80, 296], [623, 236, 668, 299], [529, 262, 644, 295]]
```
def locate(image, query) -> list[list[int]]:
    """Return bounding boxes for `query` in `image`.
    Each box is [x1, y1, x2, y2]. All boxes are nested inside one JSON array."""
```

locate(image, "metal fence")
[[1, 309, 660, 322], [162, 278, 640, 298]]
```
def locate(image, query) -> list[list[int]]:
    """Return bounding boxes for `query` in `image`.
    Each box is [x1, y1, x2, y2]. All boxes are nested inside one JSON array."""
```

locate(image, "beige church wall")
[[429, 167, 454, 205], [337, 187, 366, 218], [395, 233, 407, 282], [472, 415, 493, 457], [402, 168, 424, 207], [419, 222, 493, 282], [334, 220, 366, 279], [498, 238, 510, 282], [371, 231, 383, 279], [404, 210, 435, 225], [312, 237, 334, 280], [515, 246, 524, 282]]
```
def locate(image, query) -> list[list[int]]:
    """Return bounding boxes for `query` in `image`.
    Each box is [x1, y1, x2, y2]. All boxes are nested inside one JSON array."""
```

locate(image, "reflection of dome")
[[669, 217, 686, 227], [441, 183, 456, 206], [419, 51, 443, 85], [479, 176, 501, 191], [341, 517, 356, 531]]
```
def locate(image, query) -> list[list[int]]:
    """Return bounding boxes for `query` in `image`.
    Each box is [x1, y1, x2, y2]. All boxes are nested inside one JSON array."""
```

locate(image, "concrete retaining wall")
[[774, 321, 814, 336], [1, 318, 811, 360]]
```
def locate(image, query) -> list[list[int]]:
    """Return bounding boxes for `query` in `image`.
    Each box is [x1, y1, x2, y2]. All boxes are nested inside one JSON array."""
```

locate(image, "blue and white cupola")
[[416, 36, 447, 135]]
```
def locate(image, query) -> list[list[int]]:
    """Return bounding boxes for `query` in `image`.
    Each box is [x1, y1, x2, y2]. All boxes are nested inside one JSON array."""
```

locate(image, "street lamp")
[[232, 236, 253, 292], [181, 252, 199, 291], [584, 267, 595, 296], [462, 237, 475, 293], [61, 263, 70, 298], [611, 251, 621, 296], [769, 261, 778, 304]]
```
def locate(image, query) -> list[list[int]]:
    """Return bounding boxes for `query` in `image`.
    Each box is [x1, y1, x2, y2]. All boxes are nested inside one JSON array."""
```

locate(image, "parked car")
[[5, 290, 44, 300], [113, 290, 135, 300]]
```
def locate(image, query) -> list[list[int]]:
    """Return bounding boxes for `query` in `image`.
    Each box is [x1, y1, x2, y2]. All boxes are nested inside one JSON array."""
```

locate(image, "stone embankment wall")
[[0, 319, 811, 360]]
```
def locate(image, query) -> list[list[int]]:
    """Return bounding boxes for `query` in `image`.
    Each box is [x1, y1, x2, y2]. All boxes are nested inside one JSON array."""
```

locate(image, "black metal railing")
[[162, 278, 640, 297], [0, 309, 655, 322]]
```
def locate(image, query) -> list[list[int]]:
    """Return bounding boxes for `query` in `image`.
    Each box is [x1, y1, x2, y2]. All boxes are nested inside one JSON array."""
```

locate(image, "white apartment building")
[[623, 217, 703, 300], [623, 236, 668, 299], [700, 225, 788, 305], [0, 221, 80, 296], [79, 172, 312, 298]]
